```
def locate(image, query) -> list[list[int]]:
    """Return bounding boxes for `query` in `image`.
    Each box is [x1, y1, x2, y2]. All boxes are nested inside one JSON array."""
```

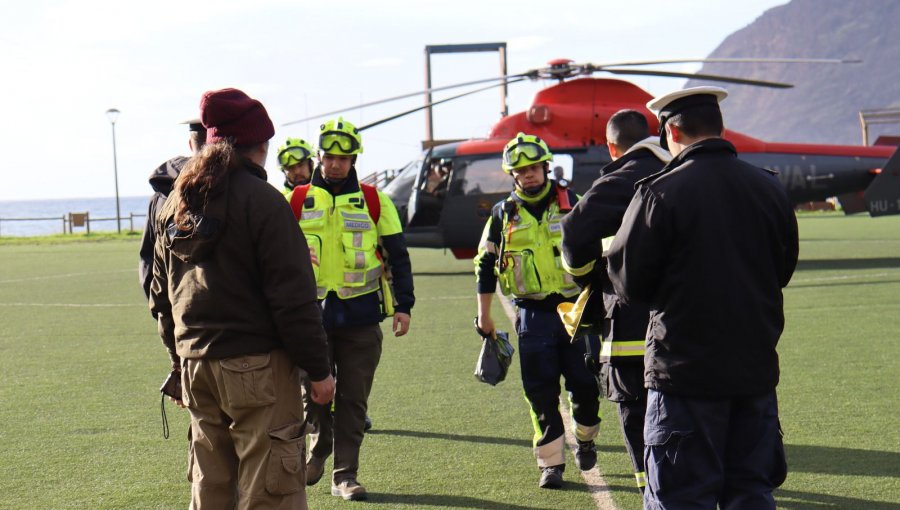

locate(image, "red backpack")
[[289, 183, 381, 224]]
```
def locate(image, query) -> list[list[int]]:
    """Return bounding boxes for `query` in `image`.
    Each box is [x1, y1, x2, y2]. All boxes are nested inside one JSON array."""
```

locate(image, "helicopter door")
[[407, 154, 451, 228]]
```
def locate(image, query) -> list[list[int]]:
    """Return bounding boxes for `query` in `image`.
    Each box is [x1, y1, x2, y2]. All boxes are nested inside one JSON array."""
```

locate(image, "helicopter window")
[[550, 154, 574, 183], [461, 157, 509, 195]]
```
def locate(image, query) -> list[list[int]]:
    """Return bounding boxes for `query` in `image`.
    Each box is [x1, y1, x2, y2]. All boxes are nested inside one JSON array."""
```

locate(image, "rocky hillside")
[[687, 0, 900, 145]]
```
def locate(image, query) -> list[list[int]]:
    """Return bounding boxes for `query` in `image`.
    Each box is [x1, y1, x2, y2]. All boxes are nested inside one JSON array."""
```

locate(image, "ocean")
[[0, 196, 151, 237]]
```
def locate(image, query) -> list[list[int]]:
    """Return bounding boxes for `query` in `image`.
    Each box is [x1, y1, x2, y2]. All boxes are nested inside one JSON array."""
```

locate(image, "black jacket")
[[310, 169, 415, 331], [561, 145, 667, 355], [139, 156, 188, 301], [607, 138, 799, 397]]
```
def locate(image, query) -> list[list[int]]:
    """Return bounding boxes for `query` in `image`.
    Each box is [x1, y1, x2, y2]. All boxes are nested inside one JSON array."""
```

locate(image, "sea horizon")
[[0, 196, 152, 237]]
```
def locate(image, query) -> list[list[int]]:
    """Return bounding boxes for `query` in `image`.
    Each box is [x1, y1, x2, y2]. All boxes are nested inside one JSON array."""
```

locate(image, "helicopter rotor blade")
[[283, 74, 530, 126], [595, 57, 861, 68], [600, 68, 793, 88], [358, 78, 528, 132]]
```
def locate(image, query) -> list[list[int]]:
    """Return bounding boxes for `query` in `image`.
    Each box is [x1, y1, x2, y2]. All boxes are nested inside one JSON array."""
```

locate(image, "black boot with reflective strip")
[[575, 440, 597, 470], [539, 465, 565, 489]]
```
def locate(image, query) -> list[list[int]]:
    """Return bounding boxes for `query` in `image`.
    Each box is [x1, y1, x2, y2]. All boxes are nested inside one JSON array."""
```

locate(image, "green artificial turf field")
[[0, 213, 897, 509]]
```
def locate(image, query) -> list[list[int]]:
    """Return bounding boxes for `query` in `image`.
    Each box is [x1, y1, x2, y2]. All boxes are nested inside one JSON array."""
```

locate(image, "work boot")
[[539, 465, 564, 489], [364, 414, 373, 432], [306, 455, 326, 486], [331, 478, 368, 501], [575, 440, 597, 471]]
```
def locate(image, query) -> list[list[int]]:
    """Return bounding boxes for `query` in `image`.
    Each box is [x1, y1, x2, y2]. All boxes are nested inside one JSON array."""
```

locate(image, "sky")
[[0, 0, 789, 201]]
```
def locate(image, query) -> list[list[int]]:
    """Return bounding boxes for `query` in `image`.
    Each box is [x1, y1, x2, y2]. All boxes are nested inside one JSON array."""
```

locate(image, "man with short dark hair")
[[607, 87, 798, 509], [560, 109, 671, 493], [139, 119, 205, 299], [291, 117, 414, 501]]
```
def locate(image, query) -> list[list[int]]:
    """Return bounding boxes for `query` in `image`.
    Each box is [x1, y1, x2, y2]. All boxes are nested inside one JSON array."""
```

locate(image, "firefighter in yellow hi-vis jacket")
[[287, 117, 415, 501], [474, 133, 602, 489]]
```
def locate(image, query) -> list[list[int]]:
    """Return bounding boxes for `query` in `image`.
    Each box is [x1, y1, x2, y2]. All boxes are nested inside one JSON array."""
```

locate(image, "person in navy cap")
[[606, 86, 799, 509]]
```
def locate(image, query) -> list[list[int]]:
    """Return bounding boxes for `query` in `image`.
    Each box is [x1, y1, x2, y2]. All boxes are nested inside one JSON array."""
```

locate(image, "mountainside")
[[686, 0, 900, 145]]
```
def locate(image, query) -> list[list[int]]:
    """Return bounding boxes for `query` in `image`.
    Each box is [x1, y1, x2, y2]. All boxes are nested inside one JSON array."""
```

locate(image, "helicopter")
[[286, 57, 900, 259]]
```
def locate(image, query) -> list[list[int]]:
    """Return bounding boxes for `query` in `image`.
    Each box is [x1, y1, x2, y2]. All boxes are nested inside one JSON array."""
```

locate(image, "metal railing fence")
[[0, 212, 146, 237]]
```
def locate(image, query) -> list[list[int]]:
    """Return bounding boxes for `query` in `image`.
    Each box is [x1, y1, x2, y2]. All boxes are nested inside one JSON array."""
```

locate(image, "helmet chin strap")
[[323, 164, 356, 187], [323, 175, 348, 187], [513, 179, 551, 204], [514, 174, 548, 196]]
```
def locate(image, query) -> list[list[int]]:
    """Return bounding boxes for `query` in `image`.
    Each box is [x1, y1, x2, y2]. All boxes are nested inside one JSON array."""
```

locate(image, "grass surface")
[[0, 213, 898, 509]]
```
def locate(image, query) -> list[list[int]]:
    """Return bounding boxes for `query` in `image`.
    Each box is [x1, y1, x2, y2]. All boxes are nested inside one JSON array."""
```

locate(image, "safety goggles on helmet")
[[501, 133, 552, 173], [319, 131, 361, 155], [278, 146, 312, 167]]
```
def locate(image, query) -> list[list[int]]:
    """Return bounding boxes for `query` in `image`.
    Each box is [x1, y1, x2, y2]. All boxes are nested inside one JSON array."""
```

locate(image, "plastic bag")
[[474, 318, 515, 386]]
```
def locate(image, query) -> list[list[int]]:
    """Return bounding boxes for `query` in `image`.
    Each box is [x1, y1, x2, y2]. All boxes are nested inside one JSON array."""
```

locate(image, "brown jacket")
[[149, 158, 331, 381]]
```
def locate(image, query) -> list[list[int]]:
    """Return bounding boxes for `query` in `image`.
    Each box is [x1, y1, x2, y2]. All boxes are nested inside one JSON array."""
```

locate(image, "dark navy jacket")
[[607, 139, 799, 397], [561, 146, 667, 361]]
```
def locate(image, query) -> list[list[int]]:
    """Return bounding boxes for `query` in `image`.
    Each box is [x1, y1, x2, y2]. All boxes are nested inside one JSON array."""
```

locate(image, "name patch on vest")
[[343, 220, 371, 231]]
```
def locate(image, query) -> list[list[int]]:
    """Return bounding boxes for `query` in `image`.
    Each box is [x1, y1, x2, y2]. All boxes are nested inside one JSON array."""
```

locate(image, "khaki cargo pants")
[[181, 349, 308, 510]]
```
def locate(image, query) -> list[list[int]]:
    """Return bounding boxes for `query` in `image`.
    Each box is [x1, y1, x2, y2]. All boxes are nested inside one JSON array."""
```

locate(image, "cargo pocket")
[[219, 354, 276, 409], [265, 421, 306, 495], [645, 427, 695, 493]]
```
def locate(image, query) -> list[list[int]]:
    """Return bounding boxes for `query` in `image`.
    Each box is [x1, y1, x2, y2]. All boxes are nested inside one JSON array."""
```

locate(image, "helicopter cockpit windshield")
[[383, 156, 425, 227]]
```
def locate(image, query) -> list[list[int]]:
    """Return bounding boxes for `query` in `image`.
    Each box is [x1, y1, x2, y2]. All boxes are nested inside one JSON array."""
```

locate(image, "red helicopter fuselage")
[[381, 78, 898, 258]]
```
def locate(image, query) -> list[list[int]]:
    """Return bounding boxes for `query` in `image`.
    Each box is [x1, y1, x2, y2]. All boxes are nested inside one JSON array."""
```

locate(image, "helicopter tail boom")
[[864, 147, 900, 216]]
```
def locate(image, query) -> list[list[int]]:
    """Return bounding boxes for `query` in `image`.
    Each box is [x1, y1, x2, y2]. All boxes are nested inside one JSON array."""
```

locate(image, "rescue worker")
[[139, 118, 205, 299], [277, 137, 315, 194], [474, 133, 602, 489], [149, 88, 335, 509], [290, 117, 415, 501], [276, 135, 375, 432], [607, 87, 798, 509], [560, 109, 671, 493]]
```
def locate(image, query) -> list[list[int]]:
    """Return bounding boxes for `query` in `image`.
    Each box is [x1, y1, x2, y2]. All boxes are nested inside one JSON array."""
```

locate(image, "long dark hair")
[[173, 141, 236, 231]]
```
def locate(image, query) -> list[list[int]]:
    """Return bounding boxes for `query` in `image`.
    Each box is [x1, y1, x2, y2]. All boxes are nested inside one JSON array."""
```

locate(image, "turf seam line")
[[0, 269, 132, 284], [0, 302, 142, 307], [498, 294, 617, 510]]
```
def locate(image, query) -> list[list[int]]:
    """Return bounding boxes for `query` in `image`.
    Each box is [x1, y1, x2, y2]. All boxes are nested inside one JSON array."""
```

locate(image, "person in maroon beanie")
[[150, 88, 335, 510]]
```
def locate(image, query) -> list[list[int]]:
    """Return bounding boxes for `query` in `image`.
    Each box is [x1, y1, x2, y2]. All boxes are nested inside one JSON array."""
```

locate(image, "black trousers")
[[643, 389, 787, 510], [516, 306, 601, 467], [604, 362, 647, 489]]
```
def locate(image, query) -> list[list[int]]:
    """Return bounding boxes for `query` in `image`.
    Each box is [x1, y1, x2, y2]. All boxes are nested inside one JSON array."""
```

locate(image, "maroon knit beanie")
[[200, 88, 275, 146]]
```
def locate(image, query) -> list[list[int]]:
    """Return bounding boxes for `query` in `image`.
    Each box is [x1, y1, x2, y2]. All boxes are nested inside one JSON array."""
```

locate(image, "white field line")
[[0, 269, 132, 284], [498, 294, 617, 510]]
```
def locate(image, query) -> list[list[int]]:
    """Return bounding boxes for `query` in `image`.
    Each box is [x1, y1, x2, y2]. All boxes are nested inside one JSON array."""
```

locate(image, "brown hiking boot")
[[306, 456, 326, 486], [331, 479, 368, 501]]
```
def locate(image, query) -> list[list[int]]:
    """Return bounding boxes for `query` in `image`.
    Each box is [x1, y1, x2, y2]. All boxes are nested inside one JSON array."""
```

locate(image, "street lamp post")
[[105, 108, 122, 233]]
